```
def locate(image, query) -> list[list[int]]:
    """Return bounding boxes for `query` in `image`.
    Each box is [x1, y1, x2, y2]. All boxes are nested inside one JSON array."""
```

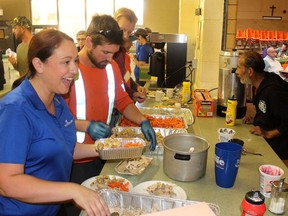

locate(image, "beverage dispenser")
[[217, 50, 246, 119]]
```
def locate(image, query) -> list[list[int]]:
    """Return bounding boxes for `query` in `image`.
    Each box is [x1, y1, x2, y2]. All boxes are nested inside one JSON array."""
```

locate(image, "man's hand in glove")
[[87, 120, 112, 140], [140, 120, 157, 151]]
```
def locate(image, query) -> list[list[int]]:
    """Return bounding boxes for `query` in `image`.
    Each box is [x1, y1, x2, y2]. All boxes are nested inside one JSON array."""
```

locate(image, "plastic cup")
[[166, 89, 174, 98], [228, 138, 244, 147], [259, 164, 284, 198], [215, 142, 243, 188], [155, 90, 164, 102], [217, 128, 236, 142]]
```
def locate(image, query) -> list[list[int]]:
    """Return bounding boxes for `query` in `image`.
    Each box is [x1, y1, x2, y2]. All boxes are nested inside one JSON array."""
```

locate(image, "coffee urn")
[[217, 50, 246, 119]]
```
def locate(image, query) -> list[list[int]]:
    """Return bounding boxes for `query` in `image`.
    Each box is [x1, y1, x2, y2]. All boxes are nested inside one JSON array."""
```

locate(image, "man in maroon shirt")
[[114, 8, 147, 103]]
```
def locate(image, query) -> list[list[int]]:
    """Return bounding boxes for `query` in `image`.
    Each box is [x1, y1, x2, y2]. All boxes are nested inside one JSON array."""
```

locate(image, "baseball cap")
[[6, 16, 32, 29]]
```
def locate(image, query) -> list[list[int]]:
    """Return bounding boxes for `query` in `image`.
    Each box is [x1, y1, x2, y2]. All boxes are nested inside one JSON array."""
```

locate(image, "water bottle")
[[225, 96, 237, 126]]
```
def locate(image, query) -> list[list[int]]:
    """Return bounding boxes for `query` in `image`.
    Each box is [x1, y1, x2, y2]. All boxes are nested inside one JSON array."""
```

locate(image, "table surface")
[[100, 97, 288, 216]]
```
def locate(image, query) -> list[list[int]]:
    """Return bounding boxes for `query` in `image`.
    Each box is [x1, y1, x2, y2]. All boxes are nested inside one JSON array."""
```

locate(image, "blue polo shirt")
[[134, 43, 153, 82], [0, 79, 76, 215]]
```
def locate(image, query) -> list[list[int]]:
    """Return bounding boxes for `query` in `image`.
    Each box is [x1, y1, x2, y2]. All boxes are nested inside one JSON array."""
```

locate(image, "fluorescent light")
[[262, 16, 282, 20], [0, 9, 3, 16]]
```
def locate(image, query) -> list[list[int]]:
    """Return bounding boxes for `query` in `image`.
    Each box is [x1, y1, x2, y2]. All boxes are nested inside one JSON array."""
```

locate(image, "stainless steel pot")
[[163, 133, 210, 182]]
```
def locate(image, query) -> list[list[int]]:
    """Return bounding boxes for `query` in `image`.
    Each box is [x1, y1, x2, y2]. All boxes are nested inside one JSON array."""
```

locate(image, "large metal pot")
[[163, 133, 210, 182]]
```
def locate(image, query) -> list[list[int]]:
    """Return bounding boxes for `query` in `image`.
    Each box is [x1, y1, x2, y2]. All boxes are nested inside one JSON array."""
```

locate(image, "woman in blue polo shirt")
[[0, 29, 109, 216]]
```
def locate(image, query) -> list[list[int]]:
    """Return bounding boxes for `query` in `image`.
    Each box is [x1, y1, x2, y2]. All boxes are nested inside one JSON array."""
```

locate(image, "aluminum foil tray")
[[111, 127, 188, 155], [95, 138, 146, 160], [115, 156, 153, 175], [117, 114, 188, 129], [138, 107, 194, 125], [79, 189, 220, 216]]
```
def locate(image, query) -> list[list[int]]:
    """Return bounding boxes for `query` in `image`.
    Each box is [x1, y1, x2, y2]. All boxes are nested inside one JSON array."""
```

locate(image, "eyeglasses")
[[77, 38, 86, 41], [92, 30, 123, 39]]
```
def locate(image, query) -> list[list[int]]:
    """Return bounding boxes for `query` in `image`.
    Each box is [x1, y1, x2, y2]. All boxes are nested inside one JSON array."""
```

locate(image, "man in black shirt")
[[237, 51, 288, 163]]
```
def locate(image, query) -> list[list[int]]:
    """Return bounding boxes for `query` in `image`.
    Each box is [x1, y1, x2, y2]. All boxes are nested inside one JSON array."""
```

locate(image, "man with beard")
[[6, 16, 33, 77], [63, 14, 156, 215], [236, 51, 288, 164], [64, 14, 156, 182]]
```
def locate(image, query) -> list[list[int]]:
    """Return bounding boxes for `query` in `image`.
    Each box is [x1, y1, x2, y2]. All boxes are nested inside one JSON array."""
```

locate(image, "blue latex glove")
[[140, 120, 157, 151], [87, 120, 112, 140]]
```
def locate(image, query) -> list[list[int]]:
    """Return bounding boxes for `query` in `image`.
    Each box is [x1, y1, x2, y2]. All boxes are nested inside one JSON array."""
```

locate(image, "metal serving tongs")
[[242, 148, 263, 156]]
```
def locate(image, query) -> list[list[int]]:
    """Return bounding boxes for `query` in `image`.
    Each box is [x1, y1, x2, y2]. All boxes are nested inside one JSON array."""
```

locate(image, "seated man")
[[263, 47, 287, 81]]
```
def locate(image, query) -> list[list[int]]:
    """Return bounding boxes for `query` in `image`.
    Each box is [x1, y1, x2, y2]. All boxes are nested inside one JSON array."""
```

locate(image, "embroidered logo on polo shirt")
[[64, 119, 74, 127], [258, 100, 266, 113]]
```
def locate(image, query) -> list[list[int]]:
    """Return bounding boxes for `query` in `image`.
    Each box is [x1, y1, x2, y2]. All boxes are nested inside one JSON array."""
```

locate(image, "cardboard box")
[[193, 89, 214, 117]]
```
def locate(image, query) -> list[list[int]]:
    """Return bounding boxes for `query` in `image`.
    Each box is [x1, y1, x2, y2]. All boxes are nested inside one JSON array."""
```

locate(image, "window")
[[31, 0, 58, 25], [31, 0, 143, 42]]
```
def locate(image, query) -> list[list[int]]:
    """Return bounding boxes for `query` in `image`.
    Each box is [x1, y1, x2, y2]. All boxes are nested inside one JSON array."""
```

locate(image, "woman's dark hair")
[[240, 51, 265, 73], [12, 29, 73, 89], [28, 29, 74, 78], [86, 14, 124, 46]]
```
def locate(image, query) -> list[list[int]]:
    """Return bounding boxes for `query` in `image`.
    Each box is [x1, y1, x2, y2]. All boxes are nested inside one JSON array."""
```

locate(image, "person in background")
[[0, 29, 110, 216], [276, 43, 288, 58], [237, 51, 288, 165], [263, 46, 287, 81], [113, 7, 147, 103], [133, 28, 153, 83], [136, 27, 153, 54], [63, 15, 156, 213], [76, 30, 87, 52], [123, 36, 136, 87], [6, 16, 33, 77]]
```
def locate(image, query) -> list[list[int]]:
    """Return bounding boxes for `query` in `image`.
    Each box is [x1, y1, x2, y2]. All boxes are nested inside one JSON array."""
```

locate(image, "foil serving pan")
[[79, 189, 220, 216], [95, 138, 146, 160], [115, 156, 153, 175], [138, 107, 194, 125], [112, 126, 188, 155], [117, 114, 188, 129]]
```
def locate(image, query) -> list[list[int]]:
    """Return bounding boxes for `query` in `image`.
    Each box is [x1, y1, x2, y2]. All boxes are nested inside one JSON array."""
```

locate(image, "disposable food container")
[[117, 114, 188, 129], [112, 126, 188, 155], [138, 107, 194, 125], [79, 189, 220, 216], [95, 138, 146, 160], [114, 156, 153, 175]]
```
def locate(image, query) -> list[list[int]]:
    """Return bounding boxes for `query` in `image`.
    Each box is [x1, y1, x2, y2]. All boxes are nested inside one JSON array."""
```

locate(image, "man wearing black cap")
[[7, 16, 33, 77]]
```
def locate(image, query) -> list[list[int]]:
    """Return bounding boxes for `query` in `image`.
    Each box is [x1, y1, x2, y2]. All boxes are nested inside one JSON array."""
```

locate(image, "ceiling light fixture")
[[262, 16, 282, 20]]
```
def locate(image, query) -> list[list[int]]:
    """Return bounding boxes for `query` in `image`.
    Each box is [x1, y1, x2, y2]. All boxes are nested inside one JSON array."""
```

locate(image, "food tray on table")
[[79, 189, 221, 216], [138, 107, 194, 125], [115, 156, 153, 175], [111, 127, 188, 155], [117, 114, 188, 129], [94, 138, 146, 160]]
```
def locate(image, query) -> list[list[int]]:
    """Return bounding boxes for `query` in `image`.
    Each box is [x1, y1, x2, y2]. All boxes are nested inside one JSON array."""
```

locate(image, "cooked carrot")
[[119, 114, 185, 128], [123, 142, 143, 148], [108, 181, 129, 192]]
